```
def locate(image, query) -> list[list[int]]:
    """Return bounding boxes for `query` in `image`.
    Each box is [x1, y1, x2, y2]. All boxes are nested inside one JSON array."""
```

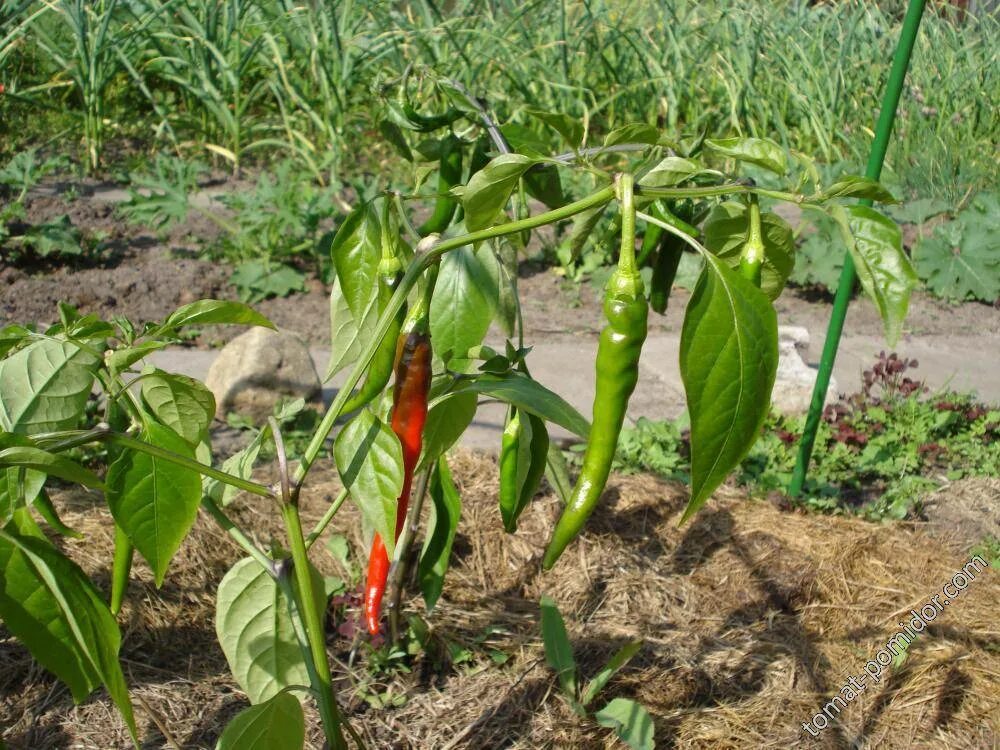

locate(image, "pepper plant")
[[0, 76, 917, 748]]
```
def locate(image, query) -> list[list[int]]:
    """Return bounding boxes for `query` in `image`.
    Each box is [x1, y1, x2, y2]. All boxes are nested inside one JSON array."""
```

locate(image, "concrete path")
[[149, 329, 1000, 453]]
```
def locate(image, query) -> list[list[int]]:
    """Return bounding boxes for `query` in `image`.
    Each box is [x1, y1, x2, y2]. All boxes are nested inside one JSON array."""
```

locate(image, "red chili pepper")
[[364, 331, 432, 636]]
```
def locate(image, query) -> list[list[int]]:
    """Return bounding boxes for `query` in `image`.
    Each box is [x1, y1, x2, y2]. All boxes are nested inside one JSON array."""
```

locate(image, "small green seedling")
[[540, 595, 653, 750]]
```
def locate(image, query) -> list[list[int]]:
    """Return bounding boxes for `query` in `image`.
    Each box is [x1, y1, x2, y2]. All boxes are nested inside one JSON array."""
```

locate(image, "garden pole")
[[789, 0, 927, 496]]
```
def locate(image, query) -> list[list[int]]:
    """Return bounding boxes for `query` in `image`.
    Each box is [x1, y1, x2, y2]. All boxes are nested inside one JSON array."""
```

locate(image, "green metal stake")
[[789, 0, 926, 497]]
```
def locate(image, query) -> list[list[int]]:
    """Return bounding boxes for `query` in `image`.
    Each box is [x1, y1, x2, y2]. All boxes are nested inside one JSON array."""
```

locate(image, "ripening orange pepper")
[[364, 330, 432, 636]]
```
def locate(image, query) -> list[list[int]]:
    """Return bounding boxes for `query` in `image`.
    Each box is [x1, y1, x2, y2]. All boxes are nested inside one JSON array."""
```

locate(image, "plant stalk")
[[790, 0, 926, 497], [281, 501, 349, 750]]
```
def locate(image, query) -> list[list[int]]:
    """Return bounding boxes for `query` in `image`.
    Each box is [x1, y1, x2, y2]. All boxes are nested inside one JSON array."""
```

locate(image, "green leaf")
[[639, 156, 704, 188], [0, 465, 46, 522], [329, 202, 382, 320], [25, 215, 81, 257], [525, 109, 584, 149], [705, 136, 787, 175], [913, 193, 1000, 303], [419, 390, 477, 470], [205, 427, 268, 507], [105, 421, 204, 585], [524, 165, 564, 209], [817, 175, 897, 203], [539, 595, 578, 703], [887, 197, 950, 225], [462, 153, 535, 232], [229, 262, 306, 304], [449, 372, 590, 439], [418, 456, 462, 612], [216, 558, 311, 705], [105, 341, 169, 374], [324, 273, 378, 381], [500, 124, 551, 158], [216, 691, 304, 750], [378, 120, 413, 162], [333, 410, 404, 557], [0, 446, 103, 489], [161, 300, 275, 332], [594, 698, 655, 750], [429, 245, 499, 371], [0, 529, 136, 742], [703, 202, 795, 301], [789, 213, 844, 292], [830, 204, 917, 345], [141, 369, 216, 446], [604, 123, 659, 148], [0, 338, 100, 435], [581, 640, 642, 708], [32, 488, 82, 538], [679, 254, 778, 523], [0, 325, 31, 359]]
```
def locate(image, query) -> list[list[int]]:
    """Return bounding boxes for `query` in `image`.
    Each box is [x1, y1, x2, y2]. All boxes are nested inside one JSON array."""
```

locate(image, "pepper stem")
[[616, 173, 637, 277], [609, 173, 643, 300]]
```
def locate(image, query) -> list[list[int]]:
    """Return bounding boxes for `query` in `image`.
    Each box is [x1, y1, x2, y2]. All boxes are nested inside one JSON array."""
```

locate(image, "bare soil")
[[3, 188, 999, 348], [0, 452, 997, 749]]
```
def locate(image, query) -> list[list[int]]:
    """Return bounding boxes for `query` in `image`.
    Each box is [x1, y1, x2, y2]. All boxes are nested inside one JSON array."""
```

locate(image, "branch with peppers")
[[0, 82, 916, 750]]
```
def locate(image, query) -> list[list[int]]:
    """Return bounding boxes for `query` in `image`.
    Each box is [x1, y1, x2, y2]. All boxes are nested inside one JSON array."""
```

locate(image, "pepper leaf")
[[0, 529, 137, 743], [329, 201, 382, 321], [525, 109, 584, 150], [140, 369, 216, 446], [160, 300, 275, 332], [815, 175, 897, 203], [333, 409, 404, 558], [216, 558, 311, 705], [829, 204, 917, 346], [0, 446, 103, 489], [324, 272, 379, 381], [447, 371, 590, 439], [105, 421, 204, 585], [462, 153, 535, 232], [418, 456, 462, 612], [216, 691, 304, 750], [705, 136, 787, 175], [0, 338, 100, 435], [703, 201, 795, 301], [419, 390, 478, 471], [680, 253, 778, 523], [429, 244, 500, 372]]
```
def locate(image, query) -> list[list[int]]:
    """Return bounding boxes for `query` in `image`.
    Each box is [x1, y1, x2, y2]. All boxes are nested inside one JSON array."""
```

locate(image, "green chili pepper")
[[418, 134, 463, 237], [739, 194, 765, 288], [542, 174, 648, 569], [647, 203, 701, 314], [498, 406, 549, 533]]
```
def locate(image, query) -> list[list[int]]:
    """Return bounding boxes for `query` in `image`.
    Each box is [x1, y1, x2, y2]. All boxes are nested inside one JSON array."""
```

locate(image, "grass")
[[1, 0, 996, 201]]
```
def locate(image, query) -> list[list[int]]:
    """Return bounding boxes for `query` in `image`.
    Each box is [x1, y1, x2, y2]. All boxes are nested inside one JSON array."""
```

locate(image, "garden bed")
[[1, 451, 997, 749]]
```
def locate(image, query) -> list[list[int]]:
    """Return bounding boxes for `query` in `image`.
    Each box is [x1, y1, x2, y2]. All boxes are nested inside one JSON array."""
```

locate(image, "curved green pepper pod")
[[418, 134, 463, 237], [498, 406, 549, 533], [543, 175, 648, 569]]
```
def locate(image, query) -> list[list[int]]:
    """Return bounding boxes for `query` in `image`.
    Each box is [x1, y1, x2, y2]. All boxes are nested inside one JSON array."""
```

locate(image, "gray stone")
[[772, 326, 837, 414], [205, 328, 321, 420]]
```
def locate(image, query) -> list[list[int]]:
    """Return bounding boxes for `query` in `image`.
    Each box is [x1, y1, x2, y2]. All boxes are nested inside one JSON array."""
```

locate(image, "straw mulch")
[[1, 451, 997, 749]]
